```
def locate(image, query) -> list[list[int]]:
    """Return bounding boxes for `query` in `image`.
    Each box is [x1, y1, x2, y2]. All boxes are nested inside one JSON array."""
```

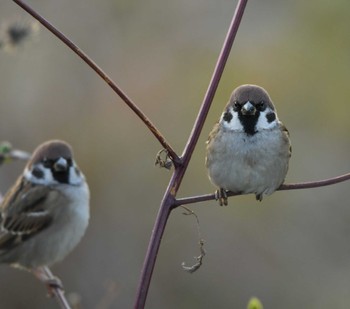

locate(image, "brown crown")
[[28, 140, 73, 166], [228, 84, 275, 110]]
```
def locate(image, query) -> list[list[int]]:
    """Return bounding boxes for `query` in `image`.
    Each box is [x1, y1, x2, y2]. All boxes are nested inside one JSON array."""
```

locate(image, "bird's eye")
[[256, 101, 265, 110], [42, 158, 52, 168], [233, 101, 241, 110]]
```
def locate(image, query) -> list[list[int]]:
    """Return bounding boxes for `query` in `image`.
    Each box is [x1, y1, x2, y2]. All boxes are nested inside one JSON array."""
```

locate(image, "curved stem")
[[179, 0, 248, 177], [174, 172, 350, 206], [12, 0, 180, 166], [134, 0, 249, 308], [134, 183, 176, 309]]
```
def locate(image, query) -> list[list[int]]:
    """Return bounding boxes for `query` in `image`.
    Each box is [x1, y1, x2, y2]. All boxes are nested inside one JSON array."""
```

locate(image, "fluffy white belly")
[[206, 128, 289, 197]]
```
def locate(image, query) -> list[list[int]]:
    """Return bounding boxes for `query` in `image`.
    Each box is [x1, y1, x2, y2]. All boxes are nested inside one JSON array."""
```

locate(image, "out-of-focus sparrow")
[[206, 84, 291, 205], [0, 140, 90, 273]]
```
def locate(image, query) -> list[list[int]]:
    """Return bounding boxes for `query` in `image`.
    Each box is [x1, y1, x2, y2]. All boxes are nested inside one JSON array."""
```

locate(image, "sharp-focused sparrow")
[[0, 140, 90, 270], [206, 84, 291, 205]]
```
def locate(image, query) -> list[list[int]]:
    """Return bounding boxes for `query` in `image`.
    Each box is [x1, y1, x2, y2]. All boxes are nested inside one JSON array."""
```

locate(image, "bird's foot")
[[32, 267, 64, 297], [215, 188, 228, 206], [45, 277, 64, 292], [255, 193, 263, 201]]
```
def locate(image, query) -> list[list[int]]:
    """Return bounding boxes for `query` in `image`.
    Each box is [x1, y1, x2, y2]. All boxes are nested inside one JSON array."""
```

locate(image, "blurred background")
[[1, 0, 350, 308]]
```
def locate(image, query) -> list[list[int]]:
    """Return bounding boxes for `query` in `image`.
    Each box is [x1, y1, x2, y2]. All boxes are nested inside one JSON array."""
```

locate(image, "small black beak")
[[241, 101, 256, 116], [53, 157, 68, 172]]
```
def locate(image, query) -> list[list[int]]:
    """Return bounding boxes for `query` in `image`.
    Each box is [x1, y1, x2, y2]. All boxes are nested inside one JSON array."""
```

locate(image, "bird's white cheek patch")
[[69, 165, 84, 186], [24, 165, 57, 185], [220, 108, 244, 132], [256, 108, 278, 130]]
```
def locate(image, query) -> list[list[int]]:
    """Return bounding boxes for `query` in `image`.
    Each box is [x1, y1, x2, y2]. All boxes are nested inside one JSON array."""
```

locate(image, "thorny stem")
[[174, 171, 350, 206], [134, 0, 249, 308], [12, 0, 181, 166]]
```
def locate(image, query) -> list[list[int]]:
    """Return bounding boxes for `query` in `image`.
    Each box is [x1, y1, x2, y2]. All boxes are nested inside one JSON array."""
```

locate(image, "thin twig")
[[181, 206, 203, 240], [0, 142, 31, 203], [134, 1, 248, 308], [174, 172, 350, 206], [12, 0, 181, 166], [180, 0, 248, 169], [0, 141, 31, 165]]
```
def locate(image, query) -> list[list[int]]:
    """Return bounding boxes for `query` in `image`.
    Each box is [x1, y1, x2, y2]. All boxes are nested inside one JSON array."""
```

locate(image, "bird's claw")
[[255, 193, 263, 201], [44, 277, 64, 297], [32, 267, 64, 298], [45, 277, 63, 290], [215, 188, 228, 206]]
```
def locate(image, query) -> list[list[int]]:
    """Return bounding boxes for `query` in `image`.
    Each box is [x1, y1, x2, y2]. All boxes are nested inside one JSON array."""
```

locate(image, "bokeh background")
[[1, 0, 350, 308]]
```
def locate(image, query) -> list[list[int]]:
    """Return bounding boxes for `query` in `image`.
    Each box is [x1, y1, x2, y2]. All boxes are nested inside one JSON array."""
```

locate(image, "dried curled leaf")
[[181, 206, 206, 273], [181, 240, 206, 273], [155, 149, 173, 170]]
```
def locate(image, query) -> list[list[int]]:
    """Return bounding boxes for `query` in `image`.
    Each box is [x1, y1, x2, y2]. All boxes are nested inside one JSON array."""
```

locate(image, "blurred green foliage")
[[247, 297, 264, 309]]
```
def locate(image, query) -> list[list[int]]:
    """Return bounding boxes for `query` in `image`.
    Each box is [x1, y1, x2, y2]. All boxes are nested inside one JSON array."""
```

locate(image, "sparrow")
[[0, 140, 90, 274], [206, 84, 291, 205]]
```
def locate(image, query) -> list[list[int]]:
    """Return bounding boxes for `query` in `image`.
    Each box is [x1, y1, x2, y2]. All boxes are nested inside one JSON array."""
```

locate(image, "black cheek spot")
[[266, 112, 276, 123], [32, 167, 44, 179], [223, 111, 233, 123]]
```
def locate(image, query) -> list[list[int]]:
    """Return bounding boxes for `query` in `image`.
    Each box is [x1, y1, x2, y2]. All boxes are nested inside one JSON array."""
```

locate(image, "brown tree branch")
[[12, 0, 181, 166], [134, 0, 249, 308], [174, 172, 350, 206]]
